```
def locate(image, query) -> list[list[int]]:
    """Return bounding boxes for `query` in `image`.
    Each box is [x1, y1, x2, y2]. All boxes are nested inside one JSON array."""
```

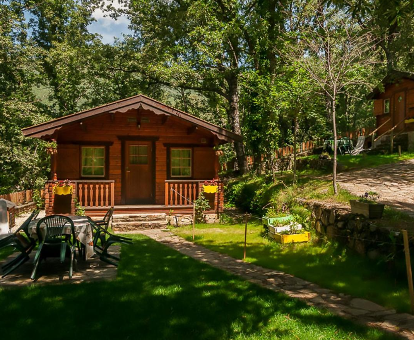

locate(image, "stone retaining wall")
[[300, 199, 406, 258], [167, 213, 219, 227]]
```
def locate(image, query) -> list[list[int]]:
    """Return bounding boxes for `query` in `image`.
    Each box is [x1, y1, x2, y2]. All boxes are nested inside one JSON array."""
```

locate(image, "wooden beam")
[[187, 125, 198, 135]]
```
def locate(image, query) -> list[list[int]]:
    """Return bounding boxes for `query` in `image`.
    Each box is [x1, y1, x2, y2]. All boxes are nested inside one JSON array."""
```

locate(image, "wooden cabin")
[[368, 71, 414, 137], [22, 95, 242, 216]]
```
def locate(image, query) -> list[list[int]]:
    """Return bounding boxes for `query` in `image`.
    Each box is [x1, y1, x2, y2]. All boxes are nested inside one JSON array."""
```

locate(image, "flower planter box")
[[54, 186, 73, 195], [203, 185, 218, 193], [268, 224, 302, 235], [262, 215, 294, 227], [274, 231, 311, 244], [349, 200, 385, 219]]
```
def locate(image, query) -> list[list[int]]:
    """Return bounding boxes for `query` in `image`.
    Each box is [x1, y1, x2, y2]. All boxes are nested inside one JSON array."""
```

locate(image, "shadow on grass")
[[190, 235, 410, 314], [0, 235, 397, 340]]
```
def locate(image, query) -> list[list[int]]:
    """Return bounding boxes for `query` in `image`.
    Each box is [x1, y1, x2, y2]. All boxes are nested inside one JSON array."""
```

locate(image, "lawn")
[[174, 223, 411, 314], [0, 234, 397, 340], [300, 152, 414, 173]]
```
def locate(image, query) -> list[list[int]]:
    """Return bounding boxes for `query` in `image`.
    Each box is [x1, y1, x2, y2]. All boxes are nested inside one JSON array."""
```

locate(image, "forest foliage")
[[1, 0, 413, 193]]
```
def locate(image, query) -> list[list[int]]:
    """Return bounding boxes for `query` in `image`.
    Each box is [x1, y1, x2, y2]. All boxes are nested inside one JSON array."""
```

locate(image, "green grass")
[[0, 234, 398, 340], [300, 152, 414, 173], [174, 224, 411, 314]]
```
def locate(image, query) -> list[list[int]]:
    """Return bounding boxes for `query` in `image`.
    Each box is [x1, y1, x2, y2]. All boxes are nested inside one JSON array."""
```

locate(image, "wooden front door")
[[394, 91, 406, 132], [125, 141, 154, 204]]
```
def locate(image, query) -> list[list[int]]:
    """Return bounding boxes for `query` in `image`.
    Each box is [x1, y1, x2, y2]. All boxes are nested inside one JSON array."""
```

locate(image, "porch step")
[[113, 213, 167, 223], [112, 213, 168, 232]]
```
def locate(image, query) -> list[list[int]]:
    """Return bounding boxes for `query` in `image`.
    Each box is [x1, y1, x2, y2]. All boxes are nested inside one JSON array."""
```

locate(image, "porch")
[[44, 179, 224, 217]]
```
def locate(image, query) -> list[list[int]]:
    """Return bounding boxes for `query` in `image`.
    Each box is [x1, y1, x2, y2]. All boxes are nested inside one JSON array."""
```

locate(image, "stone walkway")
[[337, 159, 414, 217], [139, 229, 414, 340]]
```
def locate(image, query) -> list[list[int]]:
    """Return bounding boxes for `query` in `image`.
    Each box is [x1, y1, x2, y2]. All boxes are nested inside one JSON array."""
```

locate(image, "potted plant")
[[350, 192, 385, 219], [53, 179, 73, 195], [203, 179, 219, 193]]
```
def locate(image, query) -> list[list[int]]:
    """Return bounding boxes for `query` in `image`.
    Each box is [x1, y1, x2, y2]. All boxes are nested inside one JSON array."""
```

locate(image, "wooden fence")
[[275, 141, 316, 158], [0, 190, 35, 205]]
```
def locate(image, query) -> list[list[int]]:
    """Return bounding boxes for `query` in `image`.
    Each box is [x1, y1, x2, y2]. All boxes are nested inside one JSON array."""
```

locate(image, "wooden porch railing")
[[165, 180, 223, 212], [373, 117, 406, 153], [75, 180, 115, 207]]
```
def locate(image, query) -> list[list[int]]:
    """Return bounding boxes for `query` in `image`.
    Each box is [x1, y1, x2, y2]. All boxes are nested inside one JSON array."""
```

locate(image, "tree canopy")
[[1, 0, 413, 192]]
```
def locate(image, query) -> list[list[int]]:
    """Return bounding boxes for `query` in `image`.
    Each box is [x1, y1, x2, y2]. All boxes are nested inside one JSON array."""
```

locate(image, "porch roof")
[[22, 94, 243, 143]]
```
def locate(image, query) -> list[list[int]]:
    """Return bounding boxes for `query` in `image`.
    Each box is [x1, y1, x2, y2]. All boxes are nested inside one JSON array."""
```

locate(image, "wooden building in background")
[[22, 95, 242, 216], [368, 71, 414, 136]]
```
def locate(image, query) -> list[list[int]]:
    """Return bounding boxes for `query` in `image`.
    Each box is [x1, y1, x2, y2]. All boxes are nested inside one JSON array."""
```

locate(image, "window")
[[384, 99, 390, 113], [171, 148, 192, 177], [81, 147, 105, 177], [129, 145, 148, 165]]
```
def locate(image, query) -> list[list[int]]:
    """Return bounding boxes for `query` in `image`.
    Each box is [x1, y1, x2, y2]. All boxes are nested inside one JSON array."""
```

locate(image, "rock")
[[344, 308, 369, 316], [321, 210, 330, 226], [337, 221, 345, 229], [350, 298, 386, 312], [369, 224, 378, 232], [370, 309, 396, 317], [315, 220, 322, 234], [367, 249, 380, 260], [329, 210, 335, 224], [326, 225, 336, 240], [347, 219, 355, 231], [354, 240, 366, 255], [314, 205, 322, 219]]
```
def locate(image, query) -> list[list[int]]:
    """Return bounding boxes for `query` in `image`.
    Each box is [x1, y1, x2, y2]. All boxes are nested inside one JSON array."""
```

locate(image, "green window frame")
[[81, 146, 105, 177], [170, 148, 192, 177]]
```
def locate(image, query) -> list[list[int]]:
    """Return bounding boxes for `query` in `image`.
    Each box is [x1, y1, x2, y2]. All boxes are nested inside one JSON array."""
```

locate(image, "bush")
[[225, 175, 290, 216]]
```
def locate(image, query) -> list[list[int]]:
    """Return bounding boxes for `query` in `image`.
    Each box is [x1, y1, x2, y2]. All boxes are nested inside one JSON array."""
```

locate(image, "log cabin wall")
[[54, 108, 219, 205], [373, 78, 414, 135]]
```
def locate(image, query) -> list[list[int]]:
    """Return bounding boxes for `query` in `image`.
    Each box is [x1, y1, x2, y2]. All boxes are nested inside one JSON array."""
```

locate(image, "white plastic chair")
[[0, 199, 9, 234], [350, 136, 366, 155]]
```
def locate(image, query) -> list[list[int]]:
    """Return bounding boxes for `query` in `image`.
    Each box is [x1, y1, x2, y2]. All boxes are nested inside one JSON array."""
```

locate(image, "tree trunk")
[[227, 73, 247, 174], [293, 116, 298, 184], [332, 92, 338, 194]]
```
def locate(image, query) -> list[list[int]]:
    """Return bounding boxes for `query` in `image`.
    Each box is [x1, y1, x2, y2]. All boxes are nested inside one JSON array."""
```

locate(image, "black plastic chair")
[[1, 210, 39, 278], [94, 207, 114, 230], [31, 215, 76, 280], [93, 207, 132, 246], [88, 218, 132, 267]]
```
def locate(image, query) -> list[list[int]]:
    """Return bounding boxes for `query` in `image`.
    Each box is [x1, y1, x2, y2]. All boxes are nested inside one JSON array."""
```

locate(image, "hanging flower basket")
[[203, 179, 219, 193], [54, 186, 72, 195], [203, 185, 218, 193], [53, 179, 73, 195]]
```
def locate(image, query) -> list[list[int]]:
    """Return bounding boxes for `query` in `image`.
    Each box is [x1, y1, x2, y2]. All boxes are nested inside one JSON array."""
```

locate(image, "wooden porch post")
[[46, 139, 58, 180], [214, 150, 222, 177]]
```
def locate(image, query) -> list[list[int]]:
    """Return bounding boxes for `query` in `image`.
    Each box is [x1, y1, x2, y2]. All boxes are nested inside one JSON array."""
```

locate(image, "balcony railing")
[[75, 180, 115, 208], [165, 180, 223, 212]]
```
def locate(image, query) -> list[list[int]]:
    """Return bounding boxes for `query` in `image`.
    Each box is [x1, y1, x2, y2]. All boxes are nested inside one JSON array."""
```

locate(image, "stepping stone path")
[[337, 159, 414, 217], [140, 229, 414, 340]]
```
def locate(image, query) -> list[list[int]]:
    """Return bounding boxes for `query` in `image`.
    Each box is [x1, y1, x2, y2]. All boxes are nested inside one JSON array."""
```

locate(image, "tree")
[[333, 0, 414, 72], [286, 2, 379, 193], [0, 2, 50, 192]]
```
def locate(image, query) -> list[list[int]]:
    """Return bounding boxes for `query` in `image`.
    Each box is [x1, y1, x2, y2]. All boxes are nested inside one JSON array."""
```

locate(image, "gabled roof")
[[22, 94, 243, 143], [367, 70, 414, 100]]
